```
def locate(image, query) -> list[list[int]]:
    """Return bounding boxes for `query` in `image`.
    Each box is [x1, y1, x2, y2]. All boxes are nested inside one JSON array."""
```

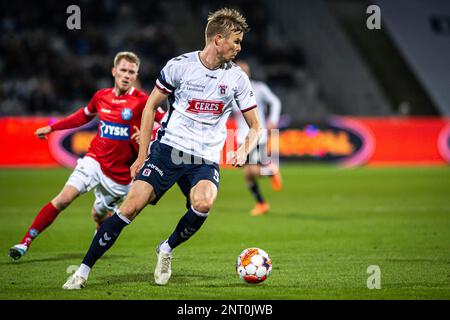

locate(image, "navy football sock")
[[248, 181, 265, 203], [82, 212, 129, 268], [167, 207, 208, 249]]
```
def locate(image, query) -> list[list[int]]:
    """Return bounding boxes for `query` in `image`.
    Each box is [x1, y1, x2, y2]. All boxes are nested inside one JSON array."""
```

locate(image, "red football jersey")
[[85, 87, 148, 184], [51, 86, 165, 185]]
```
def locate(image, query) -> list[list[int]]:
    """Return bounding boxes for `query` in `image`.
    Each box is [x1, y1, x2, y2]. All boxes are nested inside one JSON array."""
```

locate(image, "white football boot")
[[154, 242, 173, 285], [62, 273, 87, 290]]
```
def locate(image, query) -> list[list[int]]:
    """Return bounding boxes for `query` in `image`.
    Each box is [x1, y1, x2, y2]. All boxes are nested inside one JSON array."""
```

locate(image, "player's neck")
[[199, 47, 223, 70], [113, 86, 130, 97]]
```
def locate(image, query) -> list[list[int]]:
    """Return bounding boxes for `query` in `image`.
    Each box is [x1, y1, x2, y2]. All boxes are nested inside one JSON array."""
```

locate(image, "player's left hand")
[[131, 125, 140, 144], [267, 122, 277, 131], [226, 151, 236, 165], [227, 150, 247, 167]]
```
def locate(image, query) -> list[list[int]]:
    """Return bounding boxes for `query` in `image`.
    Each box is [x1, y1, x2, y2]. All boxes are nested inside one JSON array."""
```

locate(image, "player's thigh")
[[190, 180, 218, 213], [119, 180, 157, 220], [52, 184, 81, 209], [92, 184, 123, 218], [135, 141, 185, 205], [93, 172, 131, 216], [66, 156, 101, 193]]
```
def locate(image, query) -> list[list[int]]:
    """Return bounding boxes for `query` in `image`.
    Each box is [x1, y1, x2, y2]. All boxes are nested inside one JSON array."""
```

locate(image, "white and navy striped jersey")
[[234, 80, 282, 145], [155, 51, 257, 163]]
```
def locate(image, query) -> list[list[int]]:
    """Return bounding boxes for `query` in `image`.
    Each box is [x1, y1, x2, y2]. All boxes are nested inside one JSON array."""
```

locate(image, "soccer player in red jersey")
[[8, 52, 165, 261]]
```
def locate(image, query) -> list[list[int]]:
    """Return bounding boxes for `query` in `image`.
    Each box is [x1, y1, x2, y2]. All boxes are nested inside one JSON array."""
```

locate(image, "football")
[[236, 247, 272, 284]]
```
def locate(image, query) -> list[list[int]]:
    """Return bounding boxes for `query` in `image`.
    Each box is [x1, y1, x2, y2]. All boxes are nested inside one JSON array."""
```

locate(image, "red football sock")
[[20, 202, 61, 247]]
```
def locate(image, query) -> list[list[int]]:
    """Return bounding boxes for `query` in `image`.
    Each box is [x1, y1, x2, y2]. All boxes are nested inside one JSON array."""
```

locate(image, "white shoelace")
[[160, 256, 171, 273]]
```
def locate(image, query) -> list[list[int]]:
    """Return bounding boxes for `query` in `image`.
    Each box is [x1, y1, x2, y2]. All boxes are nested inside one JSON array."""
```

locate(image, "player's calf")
[[81, 209, 131, 272], [167, 206, 209, 249], [155, 206, 209, 285]]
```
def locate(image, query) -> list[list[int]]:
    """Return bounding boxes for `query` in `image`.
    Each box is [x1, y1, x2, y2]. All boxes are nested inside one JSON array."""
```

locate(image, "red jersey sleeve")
[[50, 107, 95, 131], [50, 90, 101, 131], [85, 91, 100, 115]]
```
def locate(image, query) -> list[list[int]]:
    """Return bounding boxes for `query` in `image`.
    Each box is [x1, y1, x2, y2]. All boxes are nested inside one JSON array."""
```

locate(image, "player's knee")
[[191, 196, 214, 213], [116, 181, 153, 221], [53, 195, 73, 210], [117, 203, 137, 221], [91, 210, 99, 222], [91, 209, 108, 223], [118, 194, 144, 221]]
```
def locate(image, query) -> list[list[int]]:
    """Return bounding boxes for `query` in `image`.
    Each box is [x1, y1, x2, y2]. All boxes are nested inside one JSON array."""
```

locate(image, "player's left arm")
[[130, 106, 165, 147], [232, 108, 262, 167], [261, 83, 282, 130], [229, 72, 262, 166]]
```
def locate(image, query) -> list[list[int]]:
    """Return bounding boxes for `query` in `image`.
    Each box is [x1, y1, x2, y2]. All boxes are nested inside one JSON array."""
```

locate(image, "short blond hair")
[[113, 51, 140, 70], [205, 8, 250, 43]]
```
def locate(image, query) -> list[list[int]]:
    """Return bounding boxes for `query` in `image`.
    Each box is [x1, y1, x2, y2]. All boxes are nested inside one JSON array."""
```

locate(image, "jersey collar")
[[197, 51, 224, 71], [112, 86, 135, 97]]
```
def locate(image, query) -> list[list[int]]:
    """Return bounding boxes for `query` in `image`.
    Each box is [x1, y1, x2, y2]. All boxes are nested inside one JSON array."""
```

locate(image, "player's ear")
[[214, 33, 223, 46], [112, 67, 116, 77]]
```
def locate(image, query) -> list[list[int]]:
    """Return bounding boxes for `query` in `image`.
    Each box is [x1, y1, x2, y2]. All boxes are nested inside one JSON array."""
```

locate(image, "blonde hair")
[[113, 51, 140, 70], [205, 8, 249, 43]]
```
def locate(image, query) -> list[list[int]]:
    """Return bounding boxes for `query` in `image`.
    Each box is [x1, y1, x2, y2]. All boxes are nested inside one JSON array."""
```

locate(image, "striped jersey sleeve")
[[155, 58, 183, 94]]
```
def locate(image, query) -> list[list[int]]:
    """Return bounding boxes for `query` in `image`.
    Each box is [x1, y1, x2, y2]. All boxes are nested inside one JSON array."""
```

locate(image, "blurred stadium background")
[[1, 0, 450, 166], [1, 0, 450, 300]]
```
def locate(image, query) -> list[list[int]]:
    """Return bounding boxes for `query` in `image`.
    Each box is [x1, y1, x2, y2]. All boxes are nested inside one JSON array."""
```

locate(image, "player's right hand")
[[130, 157, 145, 179], [35, 126, 52, 140]]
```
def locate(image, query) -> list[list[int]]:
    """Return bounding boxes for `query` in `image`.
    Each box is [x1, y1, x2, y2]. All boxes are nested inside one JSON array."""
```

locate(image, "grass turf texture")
[[0, 164, 449, 300]]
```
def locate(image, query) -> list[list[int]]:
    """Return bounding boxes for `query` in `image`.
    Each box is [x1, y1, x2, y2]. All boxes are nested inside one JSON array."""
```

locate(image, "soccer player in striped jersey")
[[63, 8, 262, 289], [234, 59, 283, 216], [9, 52, 165, 261]]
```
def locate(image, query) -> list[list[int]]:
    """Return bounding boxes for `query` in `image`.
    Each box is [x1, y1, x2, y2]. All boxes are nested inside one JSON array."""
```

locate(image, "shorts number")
[[213, 169, 220, 183]]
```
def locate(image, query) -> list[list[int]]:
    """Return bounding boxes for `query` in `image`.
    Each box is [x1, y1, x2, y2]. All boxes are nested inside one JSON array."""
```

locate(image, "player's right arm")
[[130, 88, 168, 178], [130, 57, 180, 177], [34, 108, 96, 140], [35, 125, 53, 140], [34, 91, 99, 139]]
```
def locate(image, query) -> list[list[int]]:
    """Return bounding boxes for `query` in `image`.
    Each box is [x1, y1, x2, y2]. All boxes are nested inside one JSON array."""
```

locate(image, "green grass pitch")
[[0, 164, 449, 300]]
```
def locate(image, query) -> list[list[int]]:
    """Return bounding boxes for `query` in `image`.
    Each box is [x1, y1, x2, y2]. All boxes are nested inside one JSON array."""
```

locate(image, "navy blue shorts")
[[135, 141, 220, 206]]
